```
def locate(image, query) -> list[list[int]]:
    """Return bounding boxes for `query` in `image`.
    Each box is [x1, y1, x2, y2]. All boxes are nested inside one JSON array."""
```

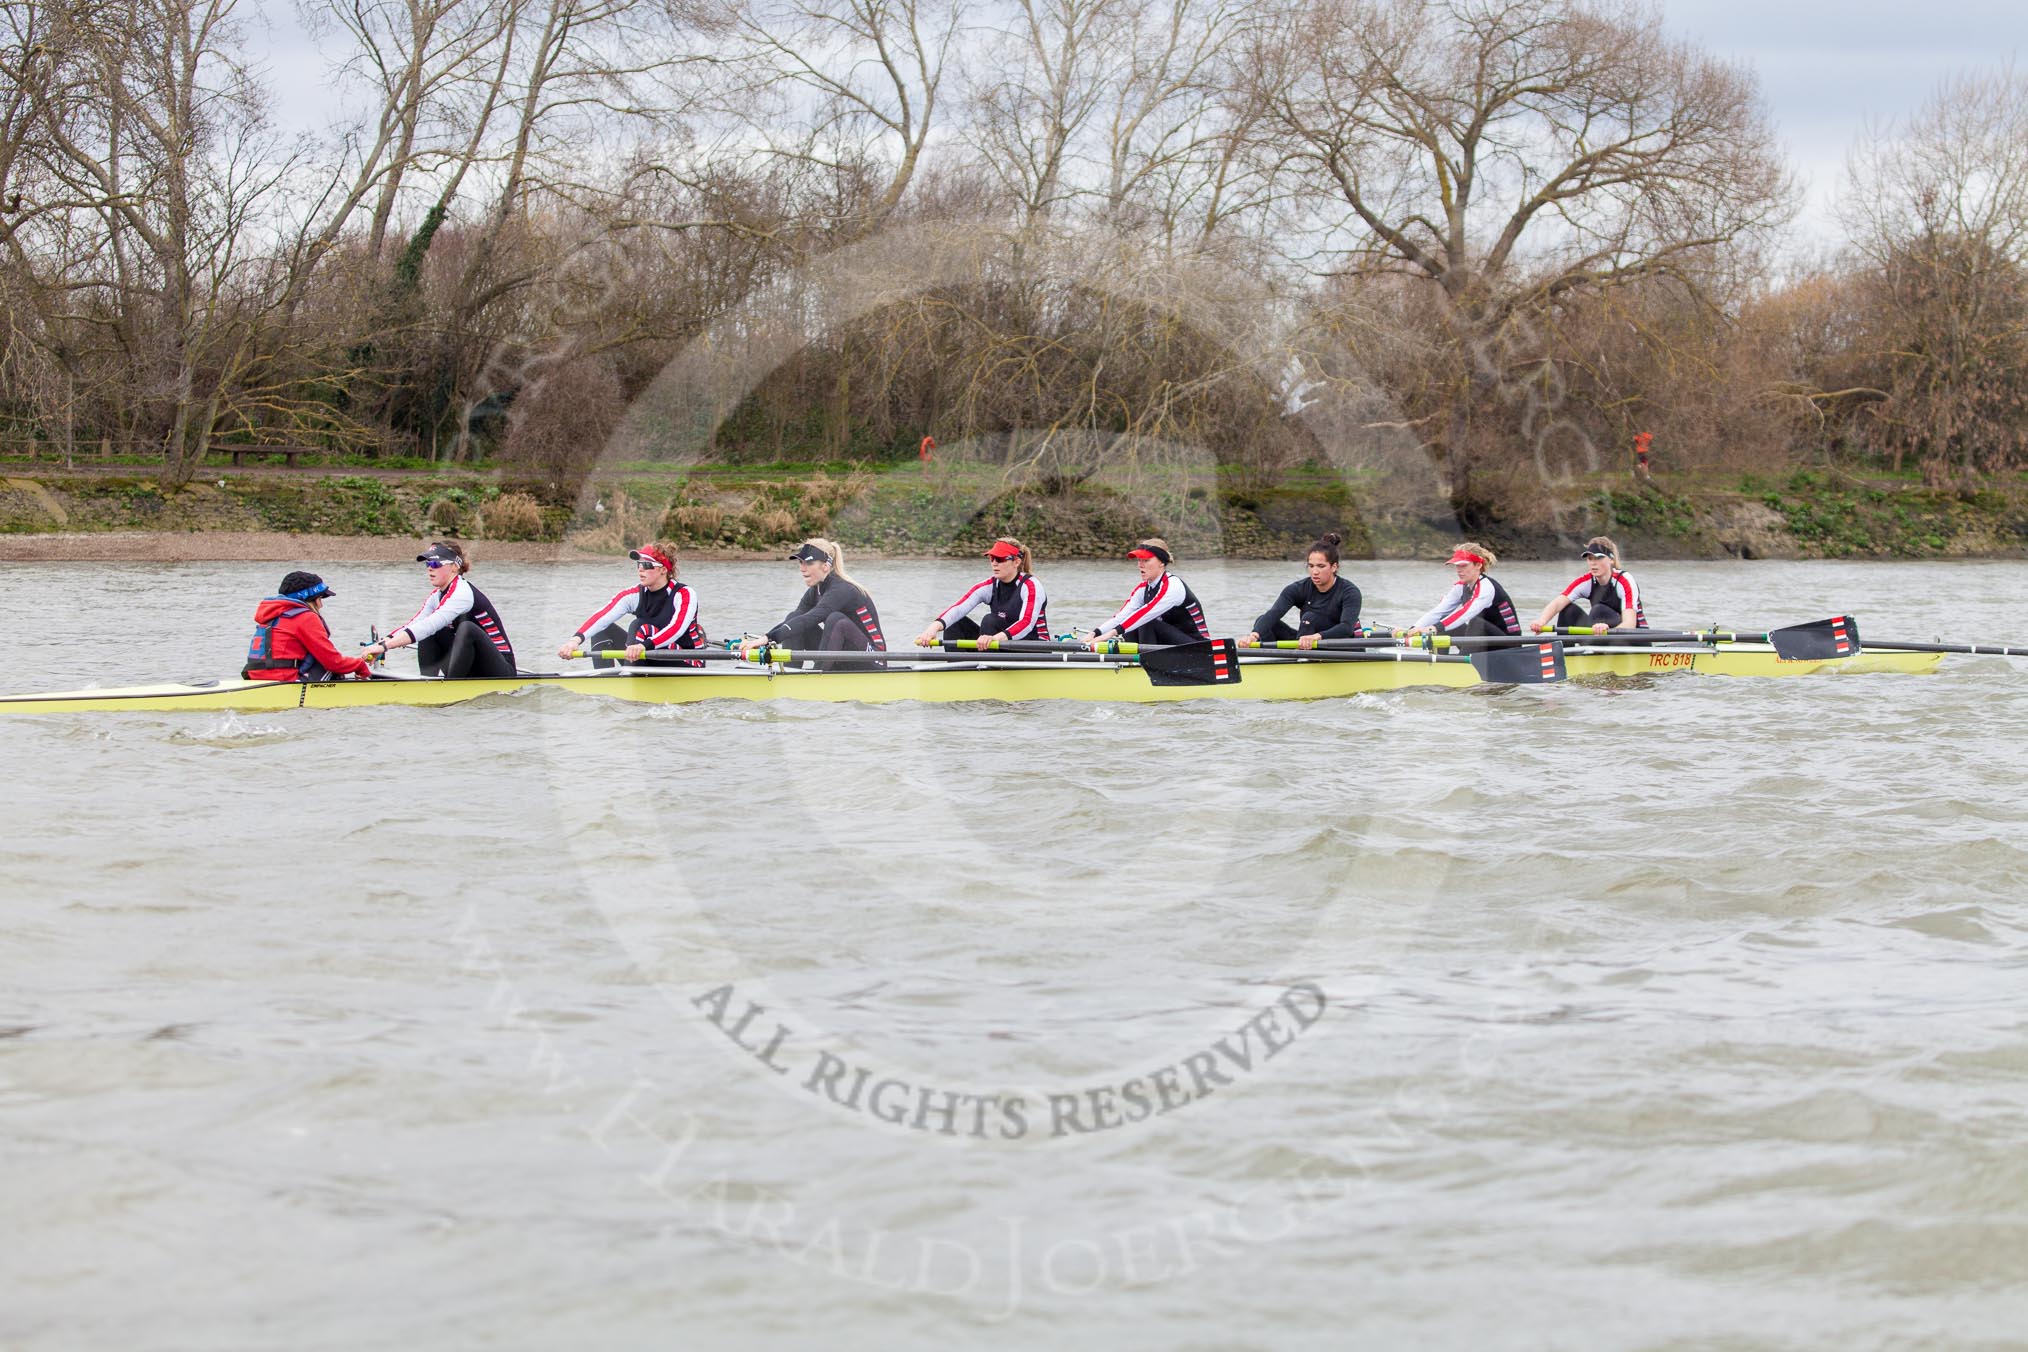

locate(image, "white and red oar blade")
[[1769, 616, 1860, 661]]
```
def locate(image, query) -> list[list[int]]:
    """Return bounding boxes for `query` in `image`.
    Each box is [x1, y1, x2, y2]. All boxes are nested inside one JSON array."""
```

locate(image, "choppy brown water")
[[3, 558, 2027, 1348]]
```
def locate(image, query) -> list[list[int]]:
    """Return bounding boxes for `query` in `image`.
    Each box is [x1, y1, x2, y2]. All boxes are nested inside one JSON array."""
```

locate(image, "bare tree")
[[717, 0, 961, 239], [1838, 63, 2028, 479], [308, 0, 521, 263], [1253, 0, 1790, 513], [967, 0, 1114, 236], [9, 0, 312, 482]]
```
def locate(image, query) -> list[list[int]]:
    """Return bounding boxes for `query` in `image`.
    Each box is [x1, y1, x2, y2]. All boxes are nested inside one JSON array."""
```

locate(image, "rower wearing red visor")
[[914, 537, 1049, 646], [1087, 539, 1211, 649], [1404, 542, 1522, 640]]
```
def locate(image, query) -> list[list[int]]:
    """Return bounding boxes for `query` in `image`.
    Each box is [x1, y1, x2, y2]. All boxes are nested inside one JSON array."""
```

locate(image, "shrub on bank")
[[662, 503, 726, 543], [426, 496, 466, 533], [479, 492, 545, 540]]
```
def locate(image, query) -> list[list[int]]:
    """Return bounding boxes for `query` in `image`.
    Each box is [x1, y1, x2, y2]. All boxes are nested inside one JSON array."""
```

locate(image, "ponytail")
[[805, 537, 853, 584]]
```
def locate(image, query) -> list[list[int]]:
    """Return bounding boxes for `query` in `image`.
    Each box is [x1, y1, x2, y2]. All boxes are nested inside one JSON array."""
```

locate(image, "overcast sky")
[[1663, 0, 2022, 245], [251, 0, 2021, 251]]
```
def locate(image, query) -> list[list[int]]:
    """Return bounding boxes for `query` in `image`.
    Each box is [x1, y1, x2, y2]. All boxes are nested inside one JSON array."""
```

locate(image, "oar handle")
[[1864, 638, 2028, 657]]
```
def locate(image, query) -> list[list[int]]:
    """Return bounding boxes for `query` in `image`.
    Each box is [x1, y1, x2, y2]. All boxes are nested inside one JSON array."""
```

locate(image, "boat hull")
[[0, 646, 1943, 713]]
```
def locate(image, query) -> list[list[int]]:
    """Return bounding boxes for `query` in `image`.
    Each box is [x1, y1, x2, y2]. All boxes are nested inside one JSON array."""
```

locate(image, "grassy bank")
[[6, 460, 2028, 561]]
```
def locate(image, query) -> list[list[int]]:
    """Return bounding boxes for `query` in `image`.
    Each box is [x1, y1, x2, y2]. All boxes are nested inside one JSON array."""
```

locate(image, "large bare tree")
[[1255, 0, 1790, 511], [1838, 63, 2028, 478]]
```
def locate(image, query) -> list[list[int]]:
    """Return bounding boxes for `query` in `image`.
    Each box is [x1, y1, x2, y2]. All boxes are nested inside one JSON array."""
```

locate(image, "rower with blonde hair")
[[761, 537, 887, 659], [1404, 542, 1522, 639], [1531, 536, 1648, 634], [1087, 538, 1211, 650], [915, 538, 1049, 646]]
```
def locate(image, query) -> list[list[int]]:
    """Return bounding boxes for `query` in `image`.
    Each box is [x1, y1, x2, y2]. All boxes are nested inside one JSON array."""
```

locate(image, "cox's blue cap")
[[278, 570, 333, 602]]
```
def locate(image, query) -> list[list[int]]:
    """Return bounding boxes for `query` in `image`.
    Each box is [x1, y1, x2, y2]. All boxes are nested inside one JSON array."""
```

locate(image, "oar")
[[1758, 615, 1860, 661], [1235, 642, 1562, 683], [1841, 636, 2028, 656], [1139, 638, 1241, 686], [1231, 647, 1473, 666], [1242, 635, 1449, 651], [1440, 617, 1861, 662], [593, 647, 1123, 667], [578, 647, 747, 663], [1470, 642, 1567, 684], [944, 637, 1094, 653], [1870, 637, 2028, 657], [1848, 637, 2028, 658], [722, 647, 1137, 667], [767, 640, 1245, 686]]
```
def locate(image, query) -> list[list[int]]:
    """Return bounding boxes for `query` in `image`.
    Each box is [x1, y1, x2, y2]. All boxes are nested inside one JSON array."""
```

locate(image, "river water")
[[3, 557, 2026, 1349]]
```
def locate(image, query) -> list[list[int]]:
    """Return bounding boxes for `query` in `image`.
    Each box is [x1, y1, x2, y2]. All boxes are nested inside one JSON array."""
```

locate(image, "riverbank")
[[5, 462, 2027, 562]]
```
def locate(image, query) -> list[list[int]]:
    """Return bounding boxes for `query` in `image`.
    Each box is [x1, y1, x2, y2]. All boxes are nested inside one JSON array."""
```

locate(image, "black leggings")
[[1127, 616, 1207, 647], [1445, 615, 1521, 639], [1553, 599, 1627, 634], [814, 619, 881, 671], [585, 623, 630, 670], [419, 618, 517, 678]]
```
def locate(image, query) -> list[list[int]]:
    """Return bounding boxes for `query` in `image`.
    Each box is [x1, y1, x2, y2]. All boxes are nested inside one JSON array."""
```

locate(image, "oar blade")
[[1768, 615, 1861, 661], [1470, 640, 1566, 684], [1140, 639, 1243, 687]]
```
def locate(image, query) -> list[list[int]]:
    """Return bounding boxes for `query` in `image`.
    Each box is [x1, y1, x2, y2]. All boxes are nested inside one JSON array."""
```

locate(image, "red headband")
[[629, 546, 674, 570]]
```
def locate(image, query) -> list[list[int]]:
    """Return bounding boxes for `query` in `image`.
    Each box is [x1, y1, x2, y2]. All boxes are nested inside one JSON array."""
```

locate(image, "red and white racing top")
[[574, 582, 703, 649], [1099, 574, 1209, 639], [1559, 569, 1647, 627], [936, 575, 1049, 640]]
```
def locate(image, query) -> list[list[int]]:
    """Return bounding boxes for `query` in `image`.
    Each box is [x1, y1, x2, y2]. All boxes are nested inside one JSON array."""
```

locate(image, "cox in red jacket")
[[245, 597, 374, 681]]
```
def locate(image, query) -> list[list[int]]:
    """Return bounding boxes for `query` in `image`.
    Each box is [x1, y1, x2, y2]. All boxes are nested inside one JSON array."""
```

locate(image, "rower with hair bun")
[[1404, 542, 1522, 639], [1241, 531, 1363, 650], [1087, 538, 1211, 650], [366, 540, 517, 678], [915, 537, 1049, 647], [1531, 536, 1648, 635]]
